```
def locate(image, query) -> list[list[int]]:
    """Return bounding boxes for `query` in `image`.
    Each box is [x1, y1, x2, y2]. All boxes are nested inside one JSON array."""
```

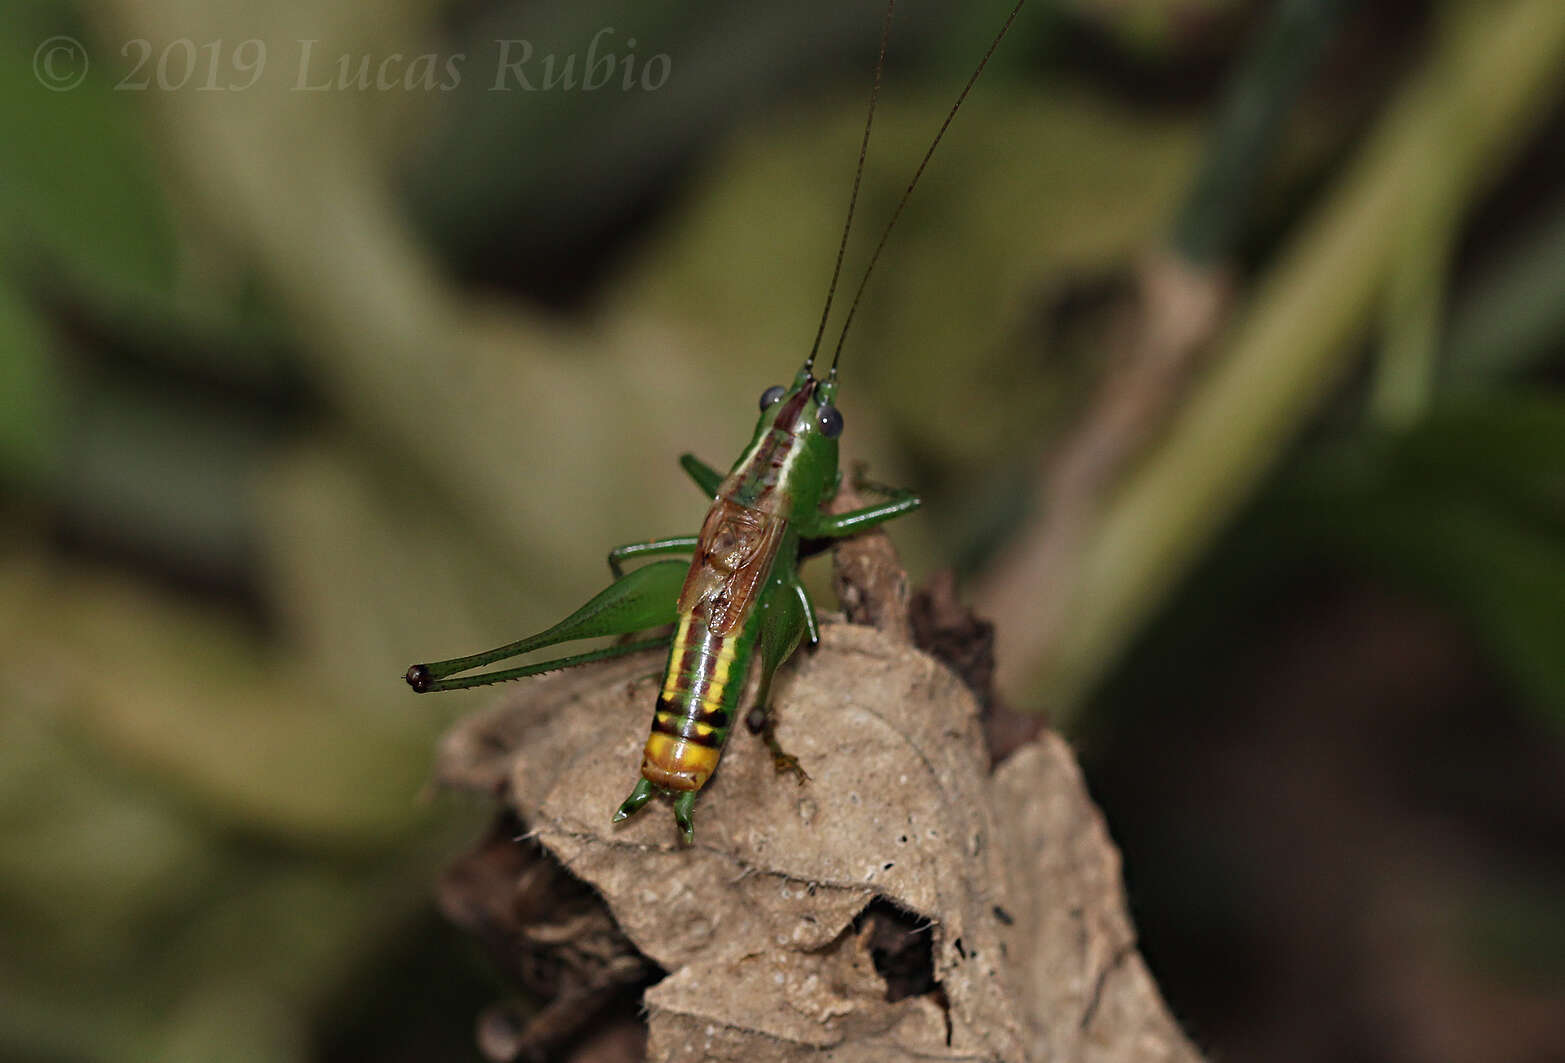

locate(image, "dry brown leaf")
[[435, 617, 1201, 1063]]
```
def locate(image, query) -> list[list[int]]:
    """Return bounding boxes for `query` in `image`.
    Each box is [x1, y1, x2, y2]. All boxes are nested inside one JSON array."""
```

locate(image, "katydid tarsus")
[[406, 0, 1026, 844]]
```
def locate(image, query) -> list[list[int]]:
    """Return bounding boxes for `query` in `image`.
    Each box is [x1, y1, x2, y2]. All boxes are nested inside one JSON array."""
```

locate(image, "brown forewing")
[[677, 499, 787, 636]]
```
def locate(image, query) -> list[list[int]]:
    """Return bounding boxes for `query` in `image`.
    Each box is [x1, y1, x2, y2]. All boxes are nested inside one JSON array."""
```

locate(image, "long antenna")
[[830, 0, 1027, 375], [807, 0, 896, 370]]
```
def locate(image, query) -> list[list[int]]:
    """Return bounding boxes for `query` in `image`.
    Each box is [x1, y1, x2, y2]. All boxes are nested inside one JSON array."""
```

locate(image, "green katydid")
[[406, 0, 1026, 844]]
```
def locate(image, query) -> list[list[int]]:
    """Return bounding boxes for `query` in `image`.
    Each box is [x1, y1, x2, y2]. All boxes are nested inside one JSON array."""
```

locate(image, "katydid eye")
[[759, 385, 785, 410], [817, 404, 843, 438]]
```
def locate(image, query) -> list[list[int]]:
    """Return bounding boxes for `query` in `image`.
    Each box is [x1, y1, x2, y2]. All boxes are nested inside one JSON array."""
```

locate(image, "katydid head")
[[729, 361, 844, 513], [761, 360, 841, 438], [754, 363, 842, 436]]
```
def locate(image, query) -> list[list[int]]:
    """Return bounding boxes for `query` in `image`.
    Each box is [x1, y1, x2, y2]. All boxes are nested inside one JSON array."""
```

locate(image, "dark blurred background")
[[3, 0, 1563, 1060]]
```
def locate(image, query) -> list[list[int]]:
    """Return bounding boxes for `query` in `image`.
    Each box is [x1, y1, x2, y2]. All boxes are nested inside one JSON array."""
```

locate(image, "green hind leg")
[[405, 559, 686, 693], [747, 576, 814, 784]]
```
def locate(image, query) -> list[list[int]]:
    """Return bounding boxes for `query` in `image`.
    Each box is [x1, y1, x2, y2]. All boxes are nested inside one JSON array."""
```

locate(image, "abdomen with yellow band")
[[639, 611, 755, 792]]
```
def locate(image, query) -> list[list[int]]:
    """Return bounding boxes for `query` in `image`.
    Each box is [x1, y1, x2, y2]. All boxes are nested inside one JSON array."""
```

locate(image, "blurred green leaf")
[[1394, 396, 1565, 525], [1173, 0, 1351, 266], [0, 277, 59, 487], [0, 25, 176, 301], [1272, 396, 1565, 728], [0, 12, 289, 386]]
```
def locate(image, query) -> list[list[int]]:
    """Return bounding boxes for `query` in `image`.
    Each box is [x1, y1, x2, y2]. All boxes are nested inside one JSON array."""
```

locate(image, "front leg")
[[796, 484, 921, 538]]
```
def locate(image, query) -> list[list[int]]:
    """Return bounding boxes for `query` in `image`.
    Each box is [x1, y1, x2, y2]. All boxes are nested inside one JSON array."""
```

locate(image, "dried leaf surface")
[[436, 622, 1201, 1063]]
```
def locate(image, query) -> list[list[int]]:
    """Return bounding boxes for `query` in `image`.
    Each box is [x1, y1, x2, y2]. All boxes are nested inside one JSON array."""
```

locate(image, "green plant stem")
[[1034, 0, 1565, 721], [1370, 42, 1469, 431]]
